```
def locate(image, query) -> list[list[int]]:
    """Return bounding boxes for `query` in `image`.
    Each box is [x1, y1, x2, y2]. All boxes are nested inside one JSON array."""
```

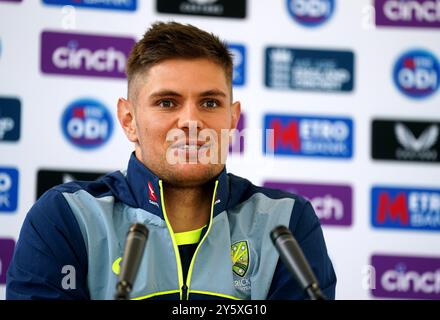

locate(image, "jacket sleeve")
[[6, 189, 90, 300], [267, 199, 337, 300]]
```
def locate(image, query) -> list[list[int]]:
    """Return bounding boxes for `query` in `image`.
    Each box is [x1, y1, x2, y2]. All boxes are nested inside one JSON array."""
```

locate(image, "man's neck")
[[163, 182, 214, 233]]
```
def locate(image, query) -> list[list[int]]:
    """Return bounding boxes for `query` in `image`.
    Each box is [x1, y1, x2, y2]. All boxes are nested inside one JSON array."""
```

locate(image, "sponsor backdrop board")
[[0, 0, 439, 300]]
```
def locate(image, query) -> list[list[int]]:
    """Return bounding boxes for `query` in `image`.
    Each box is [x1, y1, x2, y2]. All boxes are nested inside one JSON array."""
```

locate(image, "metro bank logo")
[[42, 0, 137, 11], [372, 186, 440, 231], [264, 114, 353, 158], [41, 31, 136, 79], [371, 254, 440, 299]]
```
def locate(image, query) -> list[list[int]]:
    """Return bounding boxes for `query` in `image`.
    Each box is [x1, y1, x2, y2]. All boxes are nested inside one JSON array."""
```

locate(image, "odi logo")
[[372, 186, 440, 231], [0, 167, 19, 213], [61, 98, 113, 150], [286, 0, 335, 27], [393, 49, 440, 99]]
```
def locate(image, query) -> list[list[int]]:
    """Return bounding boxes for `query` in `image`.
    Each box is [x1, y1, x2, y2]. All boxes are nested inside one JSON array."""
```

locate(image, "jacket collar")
[[125, 152, 230, 220]]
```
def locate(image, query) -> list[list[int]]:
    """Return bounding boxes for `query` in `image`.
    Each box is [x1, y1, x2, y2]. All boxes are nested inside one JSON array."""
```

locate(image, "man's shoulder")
[[49, 170, 122, 197], [30, 170, 125, 220]]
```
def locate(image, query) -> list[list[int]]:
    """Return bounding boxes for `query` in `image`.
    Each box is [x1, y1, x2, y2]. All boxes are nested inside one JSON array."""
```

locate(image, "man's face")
[[119, 58, 241, 187]]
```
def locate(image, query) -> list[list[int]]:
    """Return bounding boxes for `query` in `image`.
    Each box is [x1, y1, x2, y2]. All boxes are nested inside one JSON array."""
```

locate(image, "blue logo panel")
[[0, 167, 19, 213], [264, 114, 353, 158], [228, 44, 246, 86], [0, 97, 20, 142], [265, 47, 354, 92], [42, 0, 137, 11]]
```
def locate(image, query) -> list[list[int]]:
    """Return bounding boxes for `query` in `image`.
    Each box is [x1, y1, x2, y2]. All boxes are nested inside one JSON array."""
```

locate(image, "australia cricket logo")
[[231, 240, 249, 277]]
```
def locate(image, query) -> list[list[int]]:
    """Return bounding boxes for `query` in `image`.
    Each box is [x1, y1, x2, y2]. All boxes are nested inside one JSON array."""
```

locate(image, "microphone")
[[115, 223, 149, 300], [270, 225, 326, 300]]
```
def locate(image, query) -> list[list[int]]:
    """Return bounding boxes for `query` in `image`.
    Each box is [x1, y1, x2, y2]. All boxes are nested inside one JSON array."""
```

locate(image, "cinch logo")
[[372, 186, 440, 231], [372, 119, 440, 163], [0, 167, 19, 213], [263, 181, 352, 226], [393, 49, 440, 99], [264, 114, 353, 158], [42, 0, 137, 11], [61, 98, 113, 149], [0, 97, 21, 142], [228, 44, 246, 87], [375, 0, 440, 29], [265, 47, 354, 92], [156, 0, 246, 19], [41, 31, 135, 79], [371, 254, 440, 299], [286, 0, 335, 27], [0, 238, 15, 284]]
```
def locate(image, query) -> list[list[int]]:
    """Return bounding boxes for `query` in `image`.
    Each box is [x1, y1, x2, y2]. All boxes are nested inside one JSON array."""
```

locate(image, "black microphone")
[[115, 223, 149, 300], [270, 225, 326, 300]]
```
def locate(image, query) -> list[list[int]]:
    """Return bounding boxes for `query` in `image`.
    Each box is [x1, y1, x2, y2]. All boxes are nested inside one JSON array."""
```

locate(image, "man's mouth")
[[171, 141, 212, 150]]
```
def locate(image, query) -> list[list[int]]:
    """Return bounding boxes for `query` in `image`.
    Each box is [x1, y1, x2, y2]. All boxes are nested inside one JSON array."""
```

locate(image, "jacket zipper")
[[158, 179, 219, 301], [183, 180, 219, 300], [181, 284, 188, 301], [158, 180, 186, 300]]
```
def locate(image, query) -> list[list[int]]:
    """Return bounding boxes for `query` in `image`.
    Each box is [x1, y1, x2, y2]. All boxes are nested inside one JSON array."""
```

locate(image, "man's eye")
[[158, 100, 175, 108], [202, 100, 219, 108]]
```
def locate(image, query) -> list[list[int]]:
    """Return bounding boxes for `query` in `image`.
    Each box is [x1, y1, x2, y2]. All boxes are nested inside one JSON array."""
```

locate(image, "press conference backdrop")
[[1, 0, 440, 300]]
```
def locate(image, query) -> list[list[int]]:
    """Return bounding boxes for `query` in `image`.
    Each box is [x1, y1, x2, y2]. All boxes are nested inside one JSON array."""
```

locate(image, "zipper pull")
[[181, 284, 188, 300]]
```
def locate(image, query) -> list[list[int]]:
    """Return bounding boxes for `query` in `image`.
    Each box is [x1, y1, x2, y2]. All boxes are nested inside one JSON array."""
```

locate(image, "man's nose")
[[176, 102, 204, 131]]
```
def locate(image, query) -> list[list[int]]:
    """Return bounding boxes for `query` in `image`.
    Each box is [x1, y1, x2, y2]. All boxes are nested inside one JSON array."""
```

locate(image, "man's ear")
[[231, 101, 241, 129], [117, 98, 138, 143]]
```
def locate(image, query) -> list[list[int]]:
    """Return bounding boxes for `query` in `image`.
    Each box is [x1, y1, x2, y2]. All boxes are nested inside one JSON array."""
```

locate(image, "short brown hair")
[[126, 21, 233, 99]]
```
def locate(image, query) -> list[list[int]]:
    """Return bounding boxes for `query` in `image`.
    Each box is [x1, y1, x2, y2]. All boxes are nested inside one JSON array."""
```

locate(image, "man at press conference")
[[6, 21, 336, 300]]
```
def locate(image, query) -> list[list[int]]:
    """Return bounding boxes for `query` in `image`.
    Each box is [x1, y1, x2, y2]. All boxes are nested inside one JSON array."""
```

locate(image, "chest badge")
[[231, 240, 249, 277]]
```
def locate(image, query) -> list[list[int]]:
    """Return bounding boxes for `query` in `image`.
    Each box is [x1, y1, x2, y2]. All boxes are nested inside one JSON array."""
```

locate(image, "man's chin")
[[163, 163, 224, 188]]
